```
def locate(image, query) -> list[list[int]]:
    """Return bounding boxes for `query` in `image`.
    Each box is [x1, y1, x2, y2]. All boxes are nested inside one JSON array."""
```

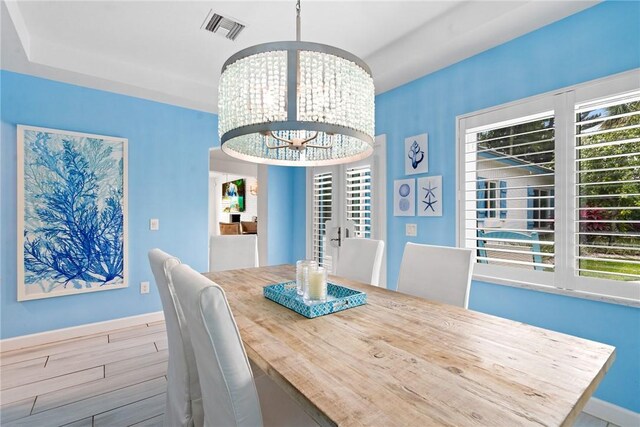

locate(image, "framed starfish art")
[[417, 175, 442, 217]]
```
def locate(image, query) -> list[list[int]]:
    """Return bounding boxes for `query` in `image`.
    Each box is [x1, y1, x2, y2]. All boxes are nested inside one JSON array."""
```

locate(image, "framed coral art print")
[[17, 125, 128, 301]]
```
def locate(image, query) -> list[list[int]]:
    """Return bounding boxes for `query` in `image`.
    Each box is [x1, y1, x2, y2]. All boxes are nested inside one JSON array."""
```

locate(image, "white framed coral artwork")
[[404, 133, 428, 175], [393, 178, 415, 217], [17, 125, 128, 301]]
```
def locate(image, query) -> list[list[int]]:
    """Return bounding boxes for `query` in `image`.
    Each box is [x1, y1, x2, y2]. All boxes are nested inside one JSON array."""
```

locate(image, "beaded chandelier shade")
[[218, 2, 375, 166]]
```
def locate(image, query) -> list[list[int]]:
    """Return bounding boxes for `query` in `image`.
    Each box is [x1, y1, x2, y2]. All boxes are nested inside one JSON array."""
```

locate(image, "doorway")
[[208, 148, 267, 267], [305, 135, 387, 287]]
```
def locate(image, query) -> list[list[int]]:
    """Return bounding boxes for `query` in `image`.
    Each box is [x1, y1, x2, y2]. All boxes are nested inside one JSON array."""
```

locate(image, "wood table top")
[[203, 265, 615, 427]]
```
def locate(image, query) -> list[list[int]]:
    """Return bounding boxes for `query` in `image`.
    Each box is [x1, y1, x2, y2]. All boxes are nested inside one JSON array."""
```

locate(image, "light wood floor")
[[0, 321, 168, 427], [0, 321, 617, 427]]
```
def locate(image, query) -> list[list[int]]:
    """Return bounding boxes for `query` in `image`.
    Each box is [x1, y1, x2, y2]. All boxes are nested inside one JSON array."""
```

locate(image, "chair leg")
[[254, 374, 319, 427]]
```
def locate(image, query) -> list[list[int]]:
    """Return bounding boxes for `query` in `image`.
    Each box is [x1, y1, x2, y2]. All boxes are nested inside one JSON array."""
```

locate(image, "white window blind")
[[312, 172, 332, 266], [346, 165, 372, 238], [464, 112, 556, 272], [575, 92, 640, 282], [459, 71, 640, 301]]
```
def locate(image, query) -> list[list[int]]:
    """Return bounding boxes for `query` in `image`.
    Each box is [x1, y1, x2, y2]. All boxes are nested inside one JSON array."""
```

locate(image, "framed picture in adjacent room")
[[17, 125, 128, 301], [405, 133, 428, 175], [221, 178, 246, 213]]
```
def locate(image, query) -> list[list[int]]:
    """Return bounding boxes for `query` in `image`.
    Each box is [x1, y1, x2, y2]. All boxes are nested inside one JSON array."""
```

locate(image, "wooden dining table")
[[203, 265, 615, 427]]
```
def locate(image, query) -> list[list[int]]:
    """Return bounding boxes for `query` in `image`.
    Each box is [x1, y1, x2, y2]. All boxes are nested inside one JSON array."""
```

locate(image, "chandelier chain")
[[296, 0, 301, 42]]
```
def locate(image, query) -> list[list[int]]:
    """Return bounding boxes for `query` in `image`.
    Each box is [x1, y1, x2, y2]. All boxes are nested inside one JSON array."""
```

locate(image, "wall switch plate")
[[149, 218, 159, 231], [406, 223, 417, 237], [140, 281, 150, 294]]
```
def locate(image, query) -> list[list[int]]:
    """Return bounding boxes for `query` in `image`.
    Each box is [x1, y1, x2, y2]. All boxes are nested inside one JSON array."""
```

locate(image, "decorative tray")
[[263, 281, 367, 318]]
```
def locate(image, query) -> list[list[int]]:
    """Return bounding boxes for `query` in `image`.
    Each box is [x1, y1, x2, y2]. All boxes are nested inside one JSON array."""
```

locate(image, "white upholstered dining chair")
[[396, 243, 474, 308], [148, 249, 203, 427], [335, 238, 385, 286], [171, 263, 318, 427], [209, 234, 259, 272]]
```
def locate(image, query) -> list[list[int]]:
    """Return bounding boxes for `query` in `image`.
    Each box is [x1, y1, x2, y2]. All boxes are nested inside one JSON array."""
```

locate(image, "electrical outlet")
[[406, 223, 417, 237], [140, 281, 150, 294], [149, 218, 159, 231]]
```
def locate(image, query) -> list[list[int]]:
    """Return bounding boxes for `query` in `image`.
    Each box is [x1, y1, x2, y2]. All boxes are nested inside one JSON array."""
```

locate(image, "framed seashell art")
[[404, 133, 428, 175]]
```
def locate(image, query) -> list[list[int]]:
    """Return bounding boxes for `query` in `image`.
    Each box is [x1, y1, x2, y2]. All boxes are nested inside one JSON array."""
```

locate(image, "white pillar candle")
[[296, 260, 316, 296], [307, 269, 327, 301]]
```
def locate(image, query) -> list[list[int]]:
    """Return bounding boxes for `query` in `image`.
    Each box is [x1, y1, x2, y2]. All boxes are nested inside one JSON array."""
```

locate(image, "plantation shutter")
[[463, 112, 556, 272], [345, 165, 372, 238], [499, 180, 507, 219], [575, 92, 640, 282], [312, 172, 333, 266]]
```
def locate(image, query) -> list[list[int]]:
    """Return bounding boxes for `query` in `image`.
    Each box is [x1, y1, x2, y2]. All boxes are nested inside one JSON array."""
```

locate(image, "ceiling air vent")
[[202, 11, 245, 41]]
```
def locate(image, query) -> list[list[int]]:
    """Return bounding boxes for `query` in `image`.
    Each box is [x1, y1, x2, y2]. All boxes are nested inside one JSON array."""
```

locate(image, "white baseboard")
[[0, 311, 165, 352], [584, 397, 640, 427]]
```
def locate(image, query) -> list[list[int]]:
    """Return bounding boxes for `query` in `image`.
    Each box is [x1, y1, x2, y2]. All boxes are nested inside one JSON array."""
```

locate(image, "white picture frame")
[[417, 175, 442, 217], [17, 125, 128, 301], [404, 133, 428, 175], [393, 179, 415, 217]]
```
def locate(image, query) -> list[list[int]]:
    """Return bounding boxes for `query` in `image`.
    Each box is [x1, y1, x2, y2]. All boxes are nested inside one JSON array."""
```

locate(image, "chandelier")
[[218, 0, 375, 166]]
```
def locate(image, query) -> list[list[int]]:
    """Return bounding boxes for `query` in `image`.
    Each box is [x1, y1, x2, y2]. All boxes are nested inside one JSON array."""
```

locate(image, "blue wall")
[[291, 167, 307, 261], [0, 69, 306, 341], [0, 71, 218, 338], [267, 166, 307, 265], [375, 1, 640, 411]]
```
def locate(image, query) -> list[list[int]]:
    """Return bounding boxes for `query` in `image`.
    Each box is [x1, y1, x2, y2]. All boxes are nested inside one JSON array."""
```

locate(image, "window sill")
[[472, 274, 640, 308]]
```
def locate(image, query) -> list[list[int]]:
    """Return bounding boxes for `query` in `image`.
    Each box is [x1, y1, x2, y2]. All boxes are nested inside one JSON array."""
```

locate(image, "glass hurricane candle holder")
[[296, 260, 317, 296], [304, 266, 327, 303]]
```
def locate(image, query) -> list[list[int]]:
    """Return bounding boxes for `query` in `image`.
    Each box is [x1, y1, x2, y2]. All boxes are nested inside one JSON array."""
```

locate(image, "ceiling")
[[209, 147, 258, 173], [1, 1, 598, 113]]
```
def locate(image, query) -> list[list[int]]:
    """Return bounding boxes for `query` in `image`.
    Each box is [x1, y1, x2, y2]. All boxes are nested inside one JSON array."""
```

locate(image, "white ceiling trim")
[[4, 0, 31, 59], [2, 1, 600, 114], [368, 0, 599, 94], [30, 36, 213, 107]]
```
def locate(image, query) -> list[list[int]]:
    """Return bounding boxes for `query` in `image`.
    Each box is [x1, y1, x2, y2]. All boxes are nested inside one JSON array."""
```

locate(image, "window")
[[312, 172, 332, 266], [532, 189, 553, 229], [458, 71, 639, 301], [464, 112, 556, 274], [486, 181, 498, 218], [346, 165, 372, 238], [575, 92, 640, 283]]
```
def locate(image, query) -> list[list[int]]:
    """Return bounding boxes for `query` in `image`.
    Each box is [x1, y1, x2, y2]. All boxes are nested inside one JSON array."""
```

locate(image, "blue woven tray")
[[263, 281, 367, 318]]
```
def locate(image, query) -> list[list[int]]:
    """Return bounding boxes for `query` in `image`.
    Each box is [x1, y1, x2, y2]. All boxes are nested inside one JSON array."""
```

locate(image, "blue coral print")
[[22, 129, 125, 297]]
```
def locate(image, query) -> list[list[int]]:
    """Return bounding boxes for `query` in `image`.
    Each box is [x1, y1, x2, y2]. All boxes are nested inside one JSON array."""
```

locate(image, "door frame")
[[305, 134, 387, 287], [208, 147, 268, 267]]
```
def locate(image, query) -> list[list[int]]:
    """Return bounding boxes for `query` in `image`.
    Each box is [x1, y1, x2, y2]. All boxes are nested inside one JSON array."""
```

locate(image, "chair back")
[[209, 234, 259, 272], [240, 221, 258, 234], [220, 222, 241, 235], [396, 243, 473, 308], [477, 230, 543, 271], [147, 249, 203, 427], [171, 264, 263, 427], [335, 238, 385, 286]]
